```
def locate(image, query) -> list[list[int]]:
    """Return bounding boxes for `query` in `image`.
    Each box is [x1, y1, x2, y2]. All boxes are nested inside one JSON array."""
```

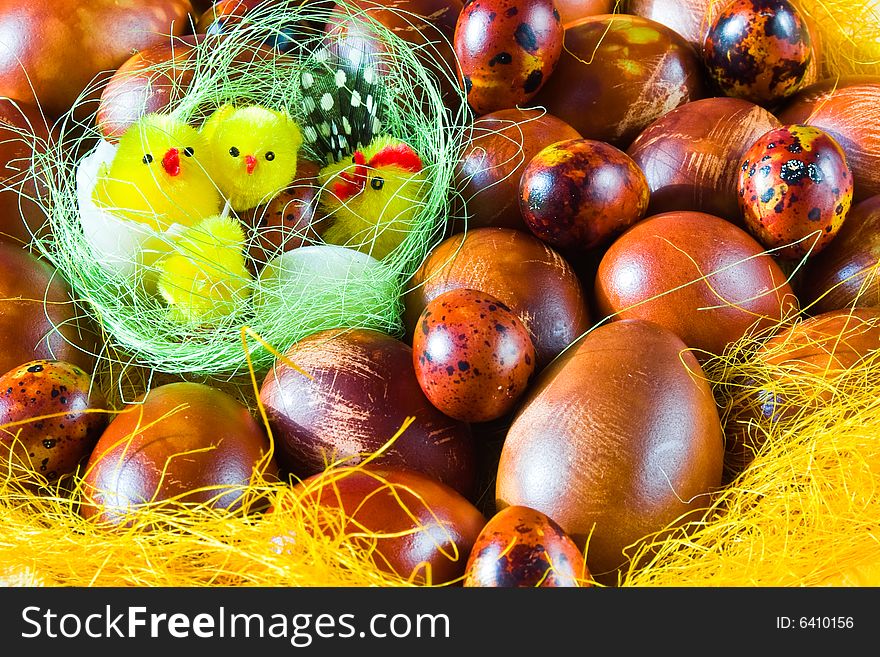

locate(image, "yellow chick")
[[92, 113, 222, 232], [155, 213, 252, 326], [201, 104, 303, 212], [318, 135, 428, 260]]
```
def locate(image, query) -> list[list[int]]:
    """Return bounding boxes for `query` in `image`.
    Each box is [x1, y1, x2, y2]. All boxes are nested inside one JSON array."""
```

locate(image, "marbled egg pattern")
[[738, 124, 853, 259], [413, 288, 536, 423]]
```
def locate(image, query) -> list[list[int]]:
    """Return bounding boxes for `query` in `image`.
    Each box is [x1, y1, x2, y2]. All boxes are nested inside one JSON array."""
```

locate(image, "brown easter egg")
[[454, 0, 564, 115], [531, 13, 706, 148], [259, 329, 477, 498], [81, 382, 276, 524], [496, 319, 724, 581], [0, 360, 106, 482], [455, 108, 581, 232], [555, 0, 614, 26], [738, 124, 853, 259], [627, 97, 782, 223], [404, 227, 591, 369], [595, 211, 798, 356], [463, 505, 588, 587], [519, 138, 649, 253], [413, 289, 537, 423]]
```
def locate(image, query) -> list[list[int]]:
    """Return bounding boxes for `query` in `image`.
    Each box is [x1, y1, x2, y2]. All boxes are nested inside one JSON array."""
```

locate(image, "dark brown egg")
[[292, 467, 486, 585], [799, 196, 880, 313], [778, 77, 880, 202], [738, 124, 853, 260], [703, 0, 812, 106], [0, 244, 96, 375], [519, 138, 649, 253], [496, 319, 724, 581], [404, 228, 591, 369], [595, 211, 799, 356], [455, 108, 581, 232], [0, 360, 106, 483], [463, 505, 588, 587], [531, 13, 706, 148], [81, 382, 276, 524], [0, 0, 194, 120], [259, 329, 477, 498], [454, 0, 563, 115], [413, 289, 536, 423], [627, 97, 781, 223]]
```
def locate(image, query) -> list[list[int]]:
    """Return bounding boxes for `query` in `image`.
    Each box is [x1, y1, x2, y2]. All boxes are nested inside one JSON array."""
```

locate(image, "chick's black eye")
[[229, 146, 240, 157], [142, 154, 153, 165], [183, 147, 194, 157], [265, 151, 275, 161], [371, 177, 384, 191]]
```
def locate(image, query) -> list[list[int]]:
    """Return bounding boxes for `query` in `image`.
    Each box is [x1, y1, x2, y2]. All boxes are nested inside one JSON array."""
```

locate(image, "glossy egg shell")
[[738, 124, 853, 260], [259, 329, 477, 498], [628, 0, 718, 46], [531, 13, 706, 148], [627, 97, 781, 223], [0, 360, 106, 482], [413, 288, 536, 423], [455, 108, 581, 232], [464, 505, 588, 587], [404, 227, 591, 369], [454, 0, 563, 115], [595, 211, 799, 356], [554, 0, 613, 26], [81, 382, 277, 524], [496, 319, 724, 580], [519, 138, 649, 252], [703, 0, 812, 106]]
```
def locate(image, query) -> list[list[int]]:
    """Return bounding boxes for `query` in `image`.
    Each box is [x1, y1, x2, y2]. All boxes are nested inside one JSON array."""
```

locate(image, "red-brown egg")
[[292, 467, 486, 585], [531, 13, 706, 148], [81, 382, 277, 524], [627, 97, 782, 223], [259, 329, 477, 498], [0, 360, 107, 483], [455, 108, 581, 232], [413, 289, 536, 423], [555, 0, 614, 27], [454, 0, 563, 115], [404, 228, 591, 369], [703, 0, 812, 106], [595, 211, 799, 356], [464, 505, 588, 587], [496, 319, 724, 581], [519, 138, 649, 253], [738, 124, 853, 260]]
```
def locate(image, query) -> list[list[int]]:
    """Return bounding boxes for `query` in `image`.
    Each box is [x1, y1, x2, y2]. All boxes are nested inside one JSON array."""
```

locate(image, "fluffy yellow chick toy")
[[155, 213, 252, 326], [201, 104, 303, 212], [92, 113, 222, 232]]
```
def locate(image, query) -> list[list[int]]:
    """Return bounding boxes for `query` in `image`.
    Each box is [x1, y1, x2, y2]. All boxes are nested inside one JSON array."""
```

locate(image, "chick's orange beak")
[[245, 155, 257, 175], [162, 148, 181, 177]]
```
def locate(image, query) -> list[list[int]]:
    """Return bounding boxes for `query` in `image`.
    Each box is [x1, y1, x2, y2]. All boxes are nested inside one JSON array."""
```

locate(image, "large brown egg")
[[455, 108, 581, 232], [291, 467, 486, 585], [81, 382, 276, 524], [0, 244, 95, 375], [627, 97, 781, 223], [531, 13, 706, 148], [496, 319, 724, 581], [595, 211, 798, 356], [778, 76, 880, 202], [259, 329, 477, 498], [464, 505, 588, 587], [0, 0, 194, 120], [404, 227, 591, 369], [799, 195, 880, 313]]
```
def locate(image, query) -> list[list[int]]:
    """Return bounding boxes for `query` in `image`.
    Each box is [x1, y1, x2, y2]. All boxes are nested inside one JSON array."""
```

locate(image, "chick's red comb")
[[367, 142, 423, 173]]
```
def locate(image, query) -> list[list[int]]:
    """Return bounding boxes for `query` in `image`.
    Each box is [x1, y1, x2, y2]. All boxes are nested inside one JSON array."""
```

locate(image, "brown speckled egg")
[[0, 360, 107, 482], [454, 0, 563, 115], [464, 505, 588, 587], [703, 0, 812, 106], [519, 139, 649, 253], [738, 124, 853, 260], [413, 289, 536, 423]]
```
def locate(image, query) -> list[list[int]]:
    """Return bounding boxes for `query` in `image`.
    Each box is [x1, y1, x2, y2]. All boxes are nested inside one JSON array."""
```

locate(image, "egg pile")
[[0, 0, 879, 588]]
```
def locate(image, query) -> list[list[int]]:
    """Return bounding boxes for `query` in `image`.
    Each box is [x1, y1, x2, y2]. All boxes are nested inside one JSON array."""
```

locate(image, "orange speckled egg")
[[454, 0, 563, 115], [413, 289, 536, 423], [464, 505, 589, 587], [738, 124, 853, 260]]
